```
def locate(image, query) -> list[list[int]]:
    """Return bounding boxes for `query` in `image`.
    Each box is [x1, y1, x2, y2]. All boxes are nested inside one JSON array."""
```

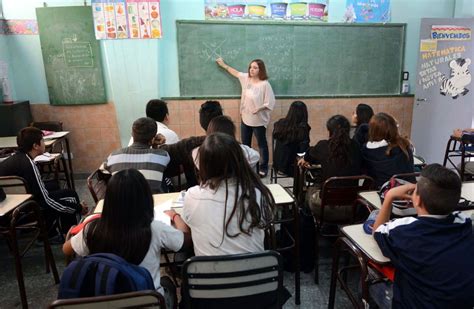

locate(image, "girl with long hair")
[[63, 169, 190, 307], [352, 103, 374, 147], [272, 101, 311, 176], [216, 57, 275, 177], [168, 132, 274, 256], [363, 112, 414, 188], [298, 115, 362, 217]]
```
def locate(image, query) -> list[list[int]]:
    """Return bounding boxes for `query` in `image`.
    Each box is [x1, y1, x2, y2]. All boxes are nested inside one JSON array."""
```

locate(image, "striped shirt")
[[104, 143, 170, 193]]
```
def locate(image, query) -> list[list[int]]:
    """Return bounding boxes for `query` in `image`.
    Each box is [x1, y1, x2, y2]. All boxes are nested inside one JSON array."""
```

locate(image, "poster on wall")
[[204, 0, 329, 22], [91, 0, 162, 39], [344, 0, 390, 23], [418, 25, 472, 99]]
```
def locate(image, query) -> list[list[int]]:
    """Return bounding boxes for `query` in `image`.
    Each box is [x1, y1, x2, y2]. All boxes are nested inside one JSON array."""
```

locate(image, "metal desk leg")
[[64, 138, 75, 190], [293, 202, 301, 305]]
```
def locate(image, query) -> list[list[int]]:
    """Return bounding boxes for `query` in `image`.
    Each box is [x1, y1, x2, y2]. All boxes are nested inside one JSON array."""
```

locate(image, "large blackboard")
[[36, 6, 106, 105], [177, 21, 405, 97]]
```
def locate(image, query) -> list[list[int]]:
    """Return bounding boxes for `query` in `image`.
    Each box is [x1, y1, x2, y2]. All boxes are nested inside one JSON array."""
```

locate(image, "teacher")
[[216, 58, 275, 177]]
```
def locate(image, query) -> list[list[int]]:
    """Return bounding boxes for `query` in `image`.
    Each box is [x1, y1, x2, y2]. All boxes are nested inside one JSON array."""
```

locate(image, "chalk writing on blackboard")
[[62, 38, 94, 68]]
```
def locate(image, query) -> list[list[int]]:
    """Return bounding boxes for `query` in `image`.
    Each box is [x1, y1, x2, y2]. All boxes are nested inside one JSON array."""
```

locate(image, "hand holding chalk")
[[216, 57, 225, 67]]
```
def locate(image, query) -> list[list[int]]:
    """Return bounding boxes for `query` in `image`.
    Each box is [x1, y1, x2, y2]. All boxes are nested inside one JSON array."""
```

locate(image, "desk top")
[[266, 183, 295, 205], [341, 224, 390, 264], [0, 131, 70, 149], [359, 182, 474, 216], [94, 192, 182, 225], [0, 194, 32, 216]]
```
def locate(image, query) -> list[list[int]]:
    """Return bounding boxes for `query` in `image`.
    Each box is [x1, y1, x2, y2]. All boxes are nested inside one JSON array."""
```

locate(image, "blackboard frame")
[[176, 20, 406, 98]]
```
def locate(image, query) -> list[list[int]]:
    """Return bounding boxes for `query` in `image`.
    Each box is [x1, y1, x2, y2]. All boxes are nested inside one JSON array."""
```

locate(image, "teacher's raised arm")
[[216, 57, 240, 78], [217, 57, 275, 178]]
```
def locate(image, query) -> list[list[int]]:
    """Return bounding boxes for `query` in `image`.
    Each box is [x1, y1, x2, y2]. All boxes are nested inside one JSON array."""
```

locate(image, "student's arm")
[[216, 58, 240, 78], [164, 210, 192, 249], [372, 184, 415, 232], [63, 239, 74, 255]]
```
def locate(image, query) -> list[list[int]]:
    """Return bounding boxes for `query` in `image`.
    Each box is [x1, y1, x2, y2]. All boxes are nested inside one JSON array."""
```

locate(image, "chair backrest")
[[181, 250, 283, 309], [48, 290, 165, 309], [320, 175, 374, 224], [87, 169, 110, 203], [0, 176, 29, 194], [31, 121, 63, 132]]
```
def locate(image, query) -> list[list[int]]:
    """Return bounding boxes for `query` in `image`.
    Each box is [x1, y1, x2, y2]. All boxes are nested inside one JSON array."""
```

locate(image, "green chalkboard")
[[36, 6, 106, 105], [177, 21, 405, 97]]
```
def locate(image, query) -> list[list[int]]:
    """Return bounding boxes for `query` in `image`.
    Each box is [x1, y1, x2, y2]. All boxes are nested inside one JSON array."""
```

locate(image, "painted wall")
[[1, 0, 464, 146]]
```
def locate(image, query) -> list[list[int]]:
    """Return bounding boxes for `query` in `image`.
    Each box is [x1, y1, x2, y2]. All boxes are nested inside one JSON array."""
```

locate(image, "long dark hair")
[[273, 101, 310, 143], [86, 169, 154, 265], [198, 133, 274, 243], [369, 112, 411, 158], [327, 115, 352, 166]]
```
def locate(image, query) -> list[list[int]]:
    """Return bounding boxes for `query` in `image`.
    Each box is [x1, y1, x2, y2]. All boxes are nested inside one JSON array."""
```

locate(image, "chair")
[[0, 176, 60, 309], [443, 134, 474, 181], [48, 290, 166, 308], [312, 175, 374, 284], [181, 250, 284, 309], [270, 136, 296, 188], [86, 169, 111, 203]]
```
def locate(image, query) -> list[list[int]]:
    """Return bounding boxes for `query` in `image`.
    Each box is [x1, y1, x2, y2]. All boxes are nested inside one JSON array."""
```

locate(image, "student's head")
[[17, 127, 44, 154], [199, 100, 223, 131], [206, 115, 236, 138], [132, 117, 157, 144], [354, 103, 374, 126], [285, 101, 308, 125], [369, 112, 410, 157], [146, 99, 169, 123], [414, 164, 461, 215], [326, 115, 352, 165], [87, 169, 154, 265], [197, 132, 274, 239], [248, 59, 268, 80]]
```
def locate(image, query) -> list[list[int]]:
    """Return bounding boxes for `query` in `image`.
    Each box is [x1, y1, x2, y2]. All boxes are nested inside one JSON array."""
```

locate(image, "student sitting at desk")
[[199, 100, 223, 131], [192, 115, 260, 171], [298, 115, 362, 219], [0, 127, 85, 237], [104, 117, 170, 194], [372, 164, 474, 308], [64, 169, 190, 309], [128, 99, 179, 146], [272, 101, 311, 177], [167, 133, 274, 256], [351, 103, 374, 148], [362, 112, 414, 188]]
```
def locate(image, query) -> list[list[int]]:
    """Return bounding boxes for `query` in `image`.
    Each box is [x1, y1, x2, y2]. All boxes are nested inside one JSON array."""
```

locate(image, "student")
[[272, 101, 310, 176], [104, 117, 170, 193], [0, 127, 85, 236], [199, 100, 223, 131], [352, 103, 374, 147], [192, 115, 260, 170], [372, 164, 474, 308], [216, 57, 275, 177], [63, 169, 190, 308], [167, 133, 274, 256], [129, 99, 179, 146], [362, 112, 414, 188], [298, 115, 362, 218]]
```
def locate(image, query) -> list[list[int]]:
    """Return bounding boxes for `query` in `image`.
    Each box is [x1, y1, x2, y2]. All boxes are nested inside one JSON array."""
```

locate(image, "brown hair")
[[368, 112, 411, 158], [248, 59, 268, 80]]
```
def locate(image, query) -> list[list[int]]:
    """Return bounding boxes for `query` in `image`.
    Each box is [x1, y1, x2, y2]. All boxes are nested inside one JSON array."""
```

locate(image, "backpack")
[[379, 177, 414, 209], [58, 253, 155, 299]]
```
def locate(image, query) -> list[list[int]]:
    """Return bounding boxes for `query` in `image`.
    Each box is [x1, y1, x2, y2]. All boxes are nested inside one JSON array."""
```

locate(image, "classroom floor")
[[0, 175, 357, 309]]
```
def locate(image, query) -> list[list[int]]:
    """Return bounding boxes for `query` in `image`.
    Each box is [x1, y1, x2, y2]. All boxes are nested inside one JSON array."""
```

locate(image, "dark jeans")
[[241, 122, 269, 172], [43, 189, 81, 235]]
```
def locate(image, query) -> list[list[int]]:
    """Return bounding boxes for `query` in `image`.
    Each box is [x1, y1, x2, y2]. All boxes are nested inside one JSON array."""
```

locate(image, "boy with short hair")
[[199, 100, 223, 131], [0, 127, 84, 236], [373, 164, 474, 308]]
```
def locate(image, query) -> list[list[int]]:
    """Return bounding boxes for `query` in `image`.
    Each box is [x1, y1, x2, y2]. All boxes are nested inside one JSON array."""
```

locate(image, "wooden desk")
[[340, 224, 389, 264], [0, 194, 32, 216], [358, 182, 474, 216]]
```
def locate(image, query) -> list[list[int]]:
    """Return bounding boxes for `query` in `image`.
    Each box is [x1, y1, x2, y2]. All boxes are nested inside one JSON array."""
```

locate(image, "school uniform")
[[191, 143, 260, 171], [352, 123, 369, 148], [0, 151, 81, 234], [374, 212, 474, 308], [362, 140, 414, 188]]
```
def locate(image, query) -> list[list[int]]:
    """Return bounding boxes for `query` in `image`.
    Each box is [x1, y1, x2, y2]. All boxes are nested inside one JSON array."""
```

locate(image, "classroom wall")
[[0, 0, 466, 173]]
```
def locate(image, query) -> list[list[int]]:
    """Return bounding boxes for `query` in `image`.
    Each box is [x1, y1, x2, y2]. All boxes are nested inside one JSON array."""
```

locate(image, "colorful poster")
[[344, 0, 390, 23], [91, 0, 162, 40], [431, 25, 471, 41], [0, 19, 38, 35], [204, 0, 329, 22]]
